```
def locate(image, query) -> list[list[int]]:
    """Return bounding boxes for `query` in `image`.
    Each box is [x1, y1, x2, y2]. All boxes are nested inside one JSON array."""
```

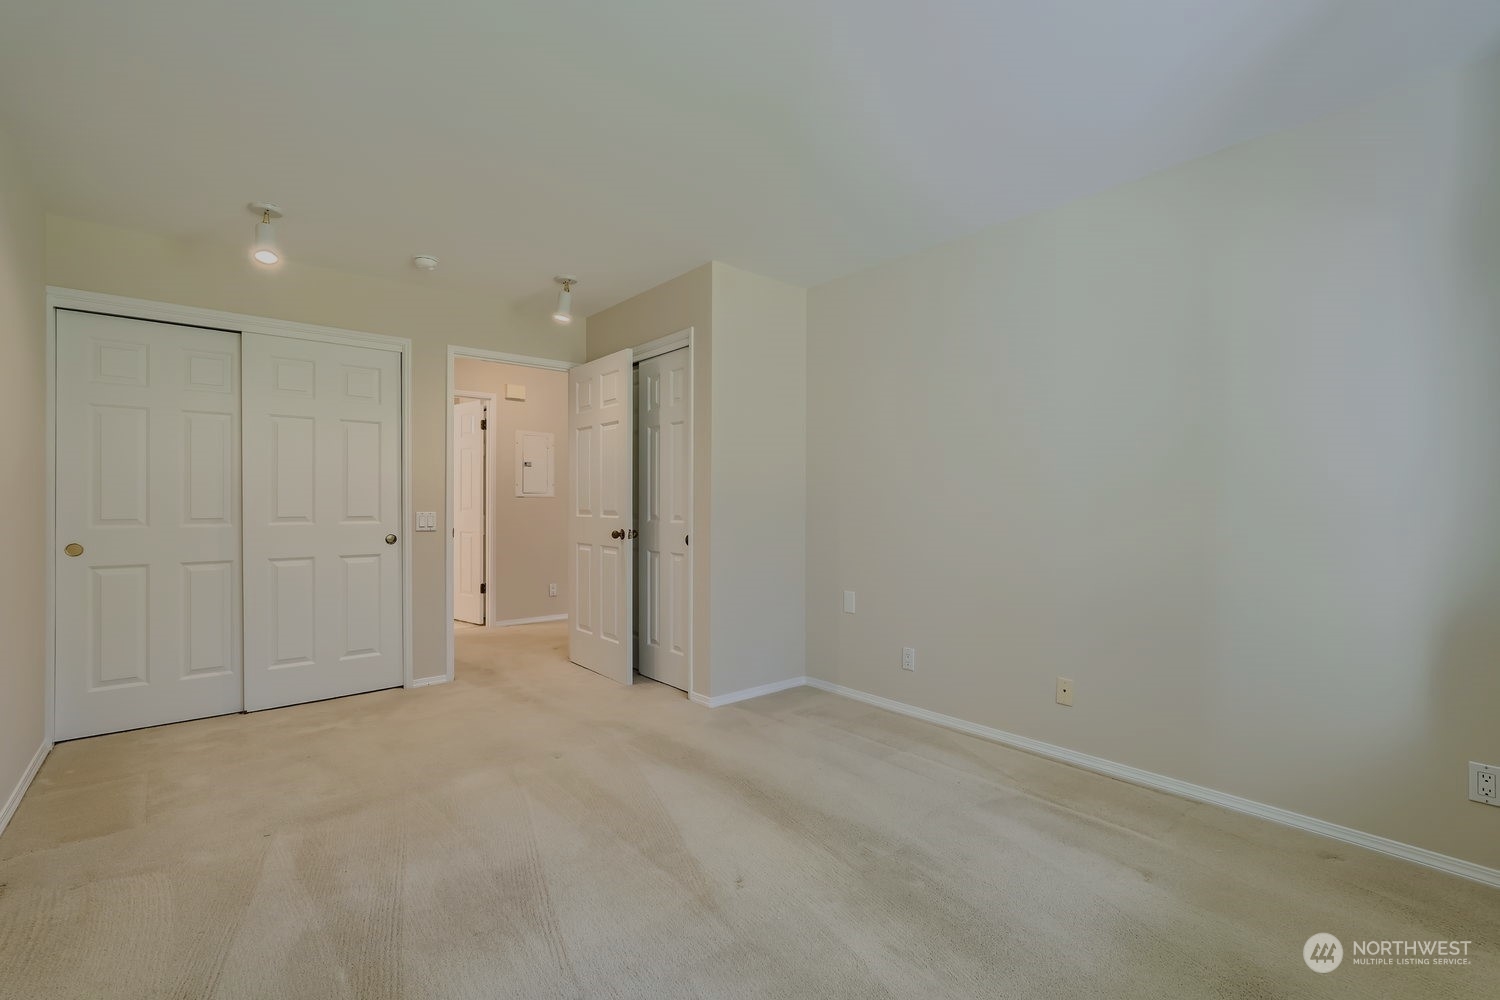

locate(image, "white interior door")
[[636, 348, 691, 691], [241, 333, 403, 711], [453, 399, 487, 625], [569, 349, 633, 684], [54, 310, 242, 740]]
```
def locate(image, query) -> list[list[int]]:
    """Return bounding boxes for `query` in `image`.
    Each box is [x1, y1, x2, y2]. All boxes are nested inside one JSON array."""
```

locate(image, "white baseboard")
[[690, 675, 808, 708], [805, 677, 1500, 890], [407, 675, 451, 689], [487, 614, 569, 628], [0, 741, 52, 838]]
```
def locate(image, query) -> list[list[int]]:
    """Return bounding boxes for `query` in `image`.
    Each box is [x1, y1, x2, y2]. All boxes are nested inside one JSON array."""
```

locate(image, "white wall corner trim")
[[488, 614, 570, 628], [0, 741, 52, 838], [690, 676, 807, 708], [803, 678, 1500, 890]]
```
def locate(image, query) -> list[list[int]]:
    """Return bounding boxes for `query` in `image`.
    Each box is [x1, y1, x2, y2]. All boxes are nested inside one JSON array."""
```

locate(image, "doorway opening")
[[443, 331, 696, 697], [446, 349, 572, 682]]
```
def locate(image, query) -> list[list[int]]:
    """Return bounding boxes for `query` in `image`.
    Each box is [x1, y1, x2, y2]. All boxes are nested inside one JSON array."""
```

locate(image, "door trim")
[[632, 328, 691, 363], [44, 287, 416, 744], [443, 345, 578, 685], [453, 390, 496, 625]]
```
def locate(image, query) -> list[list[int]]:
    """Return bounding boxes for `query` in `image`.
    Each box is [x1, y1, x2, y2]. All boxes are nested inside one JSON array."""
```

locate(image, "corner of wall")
[[0, 121, 50, 823]]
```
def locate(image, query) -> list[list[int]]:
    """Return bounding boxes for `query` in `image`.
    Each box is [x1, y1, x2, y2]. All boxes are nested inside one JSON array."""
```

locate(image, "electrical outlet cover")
[[1469, 762, 1500, 806]]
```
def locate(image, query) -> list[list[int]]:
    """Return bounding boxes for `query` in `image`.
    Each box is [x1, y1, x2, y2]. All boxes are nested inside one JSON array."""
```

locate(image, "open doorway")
[[446, 350, 572, 680], [443, 333, 696, 696]]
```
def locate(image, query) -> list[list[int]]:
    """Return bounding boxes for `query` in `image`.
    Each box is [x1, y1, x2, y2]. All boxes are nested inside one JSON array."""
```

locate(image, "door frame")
[[452, 390, 496, 626], [44, 287, 415, 744], [443, 345, 576, 684]]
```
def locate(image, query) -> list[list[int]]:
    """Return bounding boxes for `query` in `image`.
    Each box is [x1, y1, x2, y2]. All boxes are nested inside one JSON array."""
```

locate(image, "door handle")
[[386, 534, 398, 545], [611, 529, 625, 539], [64, 542, 84, 557]]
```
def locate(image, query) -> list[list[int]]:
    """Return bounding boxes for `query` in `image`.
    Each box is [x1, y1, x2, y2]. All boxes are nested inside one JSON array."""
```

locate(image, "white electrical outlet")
[[1056, 677, 1074, 707], [549, 583, 558, 597], [901, 647, 915, 671], [1470, 761, 1500, 806]]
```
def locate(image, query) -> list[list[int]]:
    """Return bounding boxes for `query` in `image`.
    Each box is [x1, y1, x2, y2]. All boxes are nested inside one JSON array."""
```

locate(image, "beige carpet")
[[1, 622, 1495, 999]]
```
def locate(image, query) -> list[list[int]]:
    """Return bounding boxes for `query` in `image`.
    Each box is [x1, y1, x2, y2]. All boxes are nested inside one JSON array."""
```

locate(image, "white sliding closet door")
[[636, 347, 691, 691], [242, 333, 403, 711], [54, 310, 242, 740]]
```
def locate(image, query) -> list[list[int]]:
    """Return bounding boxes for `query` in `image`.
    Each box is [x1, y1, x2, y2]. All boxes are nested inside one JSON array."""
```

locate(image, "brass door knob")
[[610, 529, 625, 539], [385, 534, 398, 545], [64, 542, 84, 557]]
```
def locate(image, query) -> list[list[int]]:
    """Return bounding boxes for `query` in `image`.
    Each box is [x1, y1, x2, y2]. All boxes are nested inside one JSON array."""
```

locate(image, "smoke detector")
[[412, 255, 439, 271]]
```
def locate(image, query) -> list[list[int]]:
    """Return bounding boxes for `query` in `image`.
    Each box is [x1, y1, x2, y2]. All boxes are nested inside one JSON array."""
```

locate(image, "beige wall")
[[586, 264, 715, 695], [807, 55, 1500, 869], [0, 125, 46, 813], [46, 215, 586, 683], [586, 261, 807, 698], [453, 359, 569, 623], [709, 263, 807, 695]]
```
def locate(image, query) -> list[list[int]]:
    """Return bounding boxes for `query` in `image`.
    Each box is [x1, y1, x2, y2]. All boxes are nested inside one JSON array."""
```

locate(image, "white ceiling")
[[2, 1, 1498, 316]]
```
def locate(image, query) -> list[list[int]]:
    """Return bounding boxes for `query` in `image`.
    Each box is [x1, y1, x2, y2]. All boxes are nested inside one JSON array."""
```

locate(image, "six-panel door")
[[241, 333, 404, 711], [54, 311, 243, 740], [636, 348, 691, 691], [453, 398, 487, 625], [569, 349, 634, 684]]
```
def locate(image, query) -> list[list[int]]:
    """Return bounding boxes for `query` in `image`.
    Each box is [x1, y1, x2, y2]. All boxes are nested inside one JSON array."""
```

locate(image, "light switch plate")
[[843, 591, 856, 614], [416, 512, 437, 531]]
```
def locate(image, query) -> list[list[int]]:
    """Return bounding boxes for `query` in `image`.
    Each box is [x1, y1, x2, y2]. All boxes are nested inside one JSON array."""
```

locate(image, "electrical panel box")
[[515, 430, 555, 497]]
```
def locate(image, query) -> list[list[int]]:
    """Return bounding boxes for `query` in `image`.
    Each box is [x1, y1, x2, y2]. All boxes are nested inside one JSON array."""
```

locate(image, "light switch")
[[843, 591, 856, 614], [416, 512, 437, 531]]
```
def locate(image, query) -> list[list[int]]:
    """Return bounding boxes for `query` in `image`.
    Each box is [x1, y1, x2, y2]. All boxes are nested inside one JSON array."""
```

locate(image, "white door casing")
[[453, 399, 486, 625], [569, 349, 634, 684], [242, 333, 404, 711], [636, 348, 691, 691], [54, 310, 243, 740]]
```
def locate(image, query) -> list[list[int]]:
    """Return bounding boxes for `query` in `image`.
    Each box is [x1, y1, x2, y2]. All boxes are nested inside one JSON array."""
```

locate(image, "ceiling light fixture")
[[552, 275, 577, 324], [249, 202, 283, 265], [413, 255, 439, 271]]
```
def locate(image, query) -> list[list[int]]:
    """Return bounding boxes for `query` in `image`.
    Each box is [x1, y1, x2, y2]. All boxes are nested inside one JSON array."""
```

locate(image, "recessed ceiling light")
[[248, 202, 282, 265], [553, 275, 577, 324]]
